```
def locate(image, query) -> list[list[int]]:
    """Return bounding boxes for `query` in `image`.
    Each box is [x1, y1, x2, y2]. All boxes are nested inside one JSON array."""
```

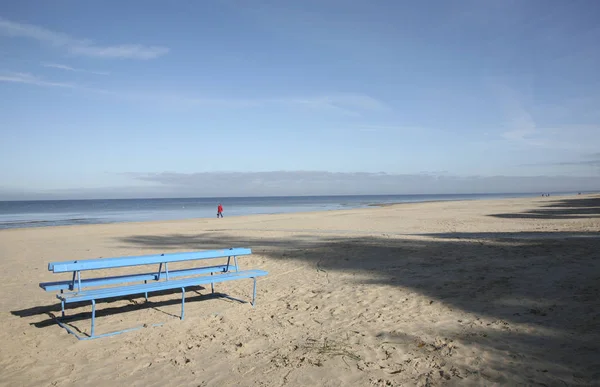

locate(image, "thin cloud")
[[0, 72, 75, 88], [486, 79, 553, 148], [111, 90, 388, 113], [488, 80, 597, 151], [71, 44, 169, 60], [493, 83, 542, 146], [0, 17, 168, 60], [521, 160, 600, 167], [4, 171, 599, 200], [118, 170, 600, 197], [42, 63, 109, 75], [555, 160, 600, 167], [519, 152, 600, 173], [0, 71, 386, 114], [355, 124, 427, 133], [287, 93, 389, 113]]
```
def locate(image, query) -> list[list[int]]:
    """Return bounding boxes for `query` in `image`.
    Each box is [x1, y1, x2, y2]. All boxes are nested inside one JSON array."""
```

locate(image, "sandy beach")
[[1, 194, 599, 386]]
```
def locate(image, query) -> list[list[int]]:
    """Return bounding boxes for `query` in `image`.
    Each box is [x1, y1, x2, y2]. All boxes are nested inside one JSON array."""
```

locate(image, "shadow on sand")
[[490, 196, 600, 220], [108, 228, 600, 383]]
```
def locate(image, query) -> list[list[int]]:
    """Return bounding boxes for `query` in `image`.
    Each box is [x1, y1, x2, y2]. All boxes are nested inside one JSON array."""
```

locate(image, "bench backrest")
[[48, 248, 251, 273]]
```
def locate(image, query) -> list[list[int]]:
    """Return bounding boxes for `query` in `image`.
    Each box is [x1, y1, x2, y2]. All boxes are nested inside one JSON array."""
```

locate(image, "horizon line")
[[1, 191, 596, 202]]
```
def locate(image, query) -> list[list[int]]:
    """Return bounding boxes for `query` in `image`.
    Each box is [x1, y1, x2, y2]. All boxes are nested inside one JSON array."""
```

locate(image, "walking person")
[[217, 203, 223, 218]]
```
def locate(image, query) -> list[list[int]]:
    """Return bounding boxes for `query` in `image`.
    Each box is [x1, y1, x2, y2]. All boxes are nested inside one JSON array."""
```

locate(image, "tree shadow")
[[419, 231, 600, 240], [490, 196, 600, 219], [111, 230, 600, 383]]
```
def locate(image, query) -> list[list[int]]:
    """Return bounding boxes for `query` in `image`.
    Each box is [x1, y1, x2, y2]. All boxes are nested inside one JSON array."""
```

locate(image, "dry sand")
[[1, 194, 599, 386]]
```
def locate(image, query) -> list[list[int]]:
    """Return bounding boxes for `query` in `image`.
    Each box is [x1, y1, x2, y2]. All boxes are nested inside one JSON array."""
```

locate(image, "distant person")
[[217, 203, 223, 218]]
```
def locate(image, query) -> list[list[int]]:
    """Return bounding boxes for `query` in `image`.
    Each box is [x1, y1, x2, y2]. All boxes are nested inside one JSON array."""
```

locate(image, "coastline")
[[0, 193, 566, 233], [0, 192, 586, 234], [0, 191, 585, 231], [1, 193, 599, 386]]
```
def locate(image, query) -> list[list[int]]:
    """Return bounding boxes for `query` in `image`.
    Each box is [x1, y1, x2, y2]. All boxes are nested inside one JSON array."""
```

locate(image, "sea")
[[0, 192, 577, 230]]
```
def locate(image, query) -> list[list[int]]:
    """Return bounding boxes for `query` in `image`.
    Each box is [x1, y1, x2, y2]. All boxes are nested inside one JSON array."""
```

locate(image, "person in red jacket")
[[217, 203, 223, 218]]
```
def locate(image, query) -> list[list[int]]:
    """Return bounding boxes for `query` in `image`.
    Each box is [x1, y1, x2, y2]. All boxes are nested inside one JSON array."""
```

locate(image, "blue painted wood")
[[91, 300, 96, 337], [58, 269, 268, 303], [49, 248, 251, 273], [41, 273, 157, 291], [181, 288, 185, 320], [39, 264, 236, 291], [43, 247, 266, 340]]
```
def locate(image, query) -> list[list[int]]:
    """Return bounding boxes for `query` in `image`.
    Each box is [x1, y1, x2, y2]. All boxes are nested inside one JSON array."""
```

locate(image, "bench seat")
[[58, 269, 267, 303]]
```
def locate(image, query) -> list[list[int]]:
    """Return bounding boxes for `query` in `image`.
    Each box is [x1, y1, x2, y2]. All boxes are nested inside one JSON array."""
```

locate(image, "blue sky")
[[1, 0, 599, 199]]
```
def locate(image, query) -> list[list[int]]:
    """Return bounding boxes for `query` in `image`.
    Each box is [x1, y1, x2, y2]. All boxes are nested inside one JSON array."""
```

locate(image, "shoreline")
[[0, 192, 586, 231], [0, 193, 594, 238]]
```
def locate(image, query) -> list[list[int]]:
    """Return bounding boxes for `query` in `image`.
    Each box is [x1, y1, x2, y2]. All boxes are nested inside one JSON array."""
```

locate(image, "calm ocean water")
[[0, 193, 568, 230]]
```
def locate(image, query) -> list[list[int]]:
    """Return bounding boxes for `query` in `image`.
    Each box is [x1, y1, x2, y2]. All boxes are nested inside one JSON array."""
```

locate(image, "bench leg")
[[61, 300, 65, 318], [71, 271, 76, 291], [210, 273, 214, 294], [157, 263, 163, 280], [252, 277, 257, 307], [77, 271, 82, 292], [144, 280, 148, 302], [181, 287, 186, 320], [56, 299, 152, 340], [91, 299, 96, 338]]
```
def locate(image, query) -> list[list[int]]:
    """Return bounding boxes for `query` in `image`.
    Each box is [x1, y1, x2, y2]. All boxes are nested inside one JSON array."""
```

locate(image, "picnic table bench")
[[39, 247, 267, 340]]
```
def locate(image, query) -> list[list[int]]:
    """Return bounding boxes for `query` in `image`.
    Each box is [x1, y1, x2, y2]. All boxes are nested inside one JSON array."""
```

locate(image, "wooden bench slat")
[[58, 269, 268, 303], [49, 247, 251, 273], [39, 264, 236, 291]]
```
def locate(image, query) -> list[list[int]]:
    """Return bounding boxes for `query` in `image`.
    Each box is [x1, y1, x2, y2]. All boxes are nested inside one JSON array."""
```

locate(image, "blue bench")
[[40, 248, 267, 340]]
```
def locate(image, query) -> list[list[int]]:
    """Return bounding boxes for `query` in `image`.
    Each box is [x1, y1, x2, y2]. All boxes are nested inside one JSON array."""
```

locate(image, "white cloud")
[[0, 17, 72, 45], [42, 62, 109, 75], [70, 44, 169, 60], [286, 93, 389, 114], [0, 72, 75, 88], [0, 17, 168, 59]]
